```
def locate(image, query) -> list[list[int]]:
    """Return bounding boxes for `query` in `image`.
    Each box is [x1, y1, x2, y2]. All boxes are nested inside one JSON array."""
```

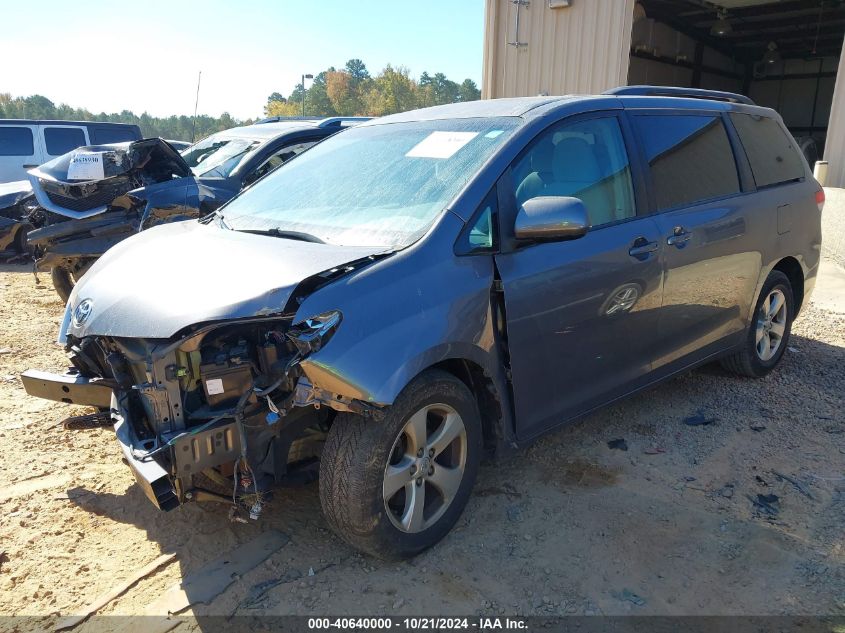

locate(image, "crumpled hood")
[[64, 220, 388, 339], [31, 138, 191, 184], [28, 139, 193, 220]]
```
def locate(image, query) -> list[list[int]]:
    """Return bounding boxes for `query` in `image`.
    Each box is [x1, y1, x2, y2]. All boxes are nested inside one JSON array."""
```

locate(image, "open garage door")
[[630, 0, 844, 176]]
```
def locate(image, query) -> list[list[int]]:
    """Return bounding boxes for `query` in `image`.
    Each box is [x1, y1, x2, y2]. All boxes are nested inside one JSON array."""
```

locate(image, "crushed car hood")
[[65, 220, 389, 339], [28, 139, 193, 219], [31, 138, 191, 183]]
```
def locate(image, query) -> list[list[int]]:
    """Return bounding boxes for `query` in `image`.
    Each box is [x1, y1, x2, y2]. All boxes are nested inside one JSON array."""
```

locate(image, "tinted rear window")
[[634, 114, 740, 211], [89, 127, 138, 144], [44, 127, 86, 155], [729, 113, 805, 188], [0, 126, 34, 156]]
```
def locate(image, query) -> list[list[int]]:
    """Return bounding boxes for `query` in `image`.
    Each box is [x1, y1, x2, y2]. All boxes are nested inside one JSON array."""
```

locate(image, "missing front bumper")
[[112, 395, 243, 512], [20, 369, 114, 408]]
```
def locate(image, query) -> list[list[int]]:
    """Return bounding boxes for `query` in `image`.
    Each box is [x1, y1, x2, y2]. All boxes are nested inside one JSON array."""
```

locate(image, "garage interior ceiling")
[[708, 0, 790, 8], [640, 0, 845, 59]]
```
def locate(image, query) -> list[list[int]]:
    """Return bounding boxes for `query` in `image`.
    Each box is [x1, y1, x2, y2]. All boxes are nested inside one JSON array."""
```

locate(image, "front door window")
[[512, 116, 636, 228]]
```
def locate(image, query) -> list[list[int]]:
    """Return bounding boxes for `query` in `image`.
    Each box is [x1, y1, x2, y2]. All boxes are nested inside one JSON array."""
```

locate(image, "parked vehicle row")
[[4, 117, 366, 298], [21, 87, 822, 560]]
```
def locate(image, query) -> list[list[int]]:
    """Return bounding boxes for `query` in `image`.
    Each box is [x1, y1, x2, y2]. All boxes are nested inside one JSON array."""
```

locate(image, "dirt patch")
[[543, 458, 620, 488]]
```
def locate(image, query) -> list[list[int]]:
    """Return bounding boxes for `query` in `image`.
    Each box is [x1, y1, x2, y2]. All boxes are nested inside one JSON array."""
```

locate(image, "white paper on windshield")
[[67, 152, 105, 181], [406, 131, 478, 159]]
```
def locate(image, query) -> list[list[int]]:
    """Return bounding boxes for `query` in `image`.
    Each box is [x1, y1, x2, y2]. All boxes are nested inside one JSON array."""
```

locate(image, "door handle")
[[628, 238, 659, 258], [667, 226, 691, 247], [22, 164, 38, 168]]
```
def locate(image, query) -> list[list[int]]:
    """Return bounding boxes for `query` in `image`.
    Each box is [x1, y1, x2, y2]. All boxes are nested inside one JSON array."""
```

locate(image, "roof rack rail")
[[316, 117, 372, 128], [604, 86, 755, 106]]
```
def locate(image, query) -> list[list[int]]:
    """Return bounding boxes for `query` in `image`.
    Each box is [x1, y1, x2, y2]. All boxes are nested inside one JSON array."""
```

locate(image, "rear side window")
[[729, 113, 805, 188], [44, 127, 86, 155], [89, 127, 138, 144], [0, 127, 34, 156], [634, 115, 740, 211]]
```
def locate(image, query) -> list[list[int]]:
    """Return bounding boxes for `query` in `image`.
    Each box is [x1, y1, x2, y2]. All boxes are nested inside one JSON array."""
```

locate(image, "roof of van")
[[362, 87, 770, 126], [0, 119, 140, 127]]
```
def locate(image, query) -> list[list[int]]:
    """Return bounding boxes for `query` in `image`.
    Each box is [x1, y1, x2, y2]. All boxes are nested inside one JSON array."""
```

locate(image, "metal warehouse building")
[[482, 0, 845, 187]]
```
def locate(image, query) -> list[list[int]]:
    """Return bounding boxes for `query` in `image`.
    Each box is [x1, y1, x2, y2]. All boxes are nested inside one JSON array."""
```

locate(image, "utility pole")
[[301, 73, 313, 116], [191, 71, 202, 142]]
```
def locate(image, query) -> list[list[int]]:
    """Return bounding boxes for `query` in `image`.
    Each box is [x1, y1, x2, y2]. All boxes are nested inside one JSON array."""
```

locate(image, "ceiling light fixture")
[[762, 41, 781, 65], [710, 9, 732, 37]]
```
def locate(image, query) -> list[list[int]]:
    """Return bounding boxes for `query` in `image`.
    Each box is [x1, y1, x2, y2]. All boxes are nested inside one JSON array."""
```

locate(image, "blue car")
[[23, 86, 823, 559]]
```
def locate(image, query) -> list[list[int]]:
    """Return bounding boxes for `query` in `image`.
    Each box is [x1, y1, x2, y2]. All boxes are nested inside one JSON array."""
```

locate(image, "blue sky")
[[1, 0, 485, 120]]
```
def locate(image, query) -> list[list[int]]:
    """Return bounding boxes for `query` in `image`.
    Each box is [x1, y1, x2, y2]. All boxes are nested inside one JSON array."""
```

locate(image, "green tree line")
[[0, 94, 252, 141], [1, 59, 481, 142], [265, 59, 481, 117]]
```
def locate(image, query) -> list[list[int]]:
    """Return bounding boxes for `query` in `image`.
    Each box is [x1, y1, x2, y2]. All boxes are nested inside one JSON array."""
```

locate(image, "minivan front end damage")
[[22, 312, 383, 517]]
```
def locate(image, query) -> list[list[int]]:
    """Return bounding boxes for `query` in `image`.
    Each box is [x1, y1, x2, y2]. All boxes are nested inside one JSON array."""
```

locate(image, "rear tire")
[[721, 270, 794, 378], [319, 369, 482, 560]]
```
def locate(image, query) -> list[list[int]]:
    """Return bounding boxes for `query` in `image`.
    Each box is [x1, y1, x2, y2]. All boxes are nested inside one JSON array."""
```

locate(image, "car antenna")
[[190, 70, 202, 143]]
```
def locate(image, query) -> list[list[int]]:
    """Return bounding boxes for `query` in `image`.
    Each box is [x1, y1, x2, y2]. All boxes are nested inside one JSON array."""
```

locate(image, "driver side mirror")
[[514, 196, 590, 241]]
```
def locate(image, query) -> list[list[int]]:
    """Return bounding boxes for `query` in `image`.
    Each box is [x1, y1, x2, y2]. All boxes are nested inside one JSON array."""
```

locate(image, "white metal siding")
[[482, 0, 635, 99], [824, 45, 845, 188]]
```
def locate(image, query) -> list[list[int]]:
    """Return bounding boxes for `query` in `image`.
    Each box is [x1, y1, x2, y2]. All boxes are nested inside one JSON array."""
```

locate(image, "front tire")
[[721, 270, 794, 378], [319, 369, 482, 560], [51, 259, 95, 303]]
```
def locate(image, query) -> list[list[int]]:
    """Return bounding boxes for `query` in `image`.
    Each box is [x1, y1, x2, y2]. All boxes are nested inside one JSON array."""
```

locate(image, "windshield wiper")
[[238, 227, 325, 243], [199, 209, 229, 228]]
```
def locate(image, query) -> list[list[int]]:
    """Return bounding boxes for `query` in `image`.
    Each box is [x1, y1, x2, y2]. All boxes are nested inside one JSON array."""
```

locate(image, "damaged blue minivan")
[[23, 87, 823, 559]]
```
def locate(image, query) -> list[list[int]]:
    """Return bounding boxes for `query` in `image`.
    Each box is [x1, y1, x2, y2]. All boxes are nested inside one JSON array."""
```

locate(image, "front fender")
[[294, 213, 502, 405], [138, 178, 200, 227]]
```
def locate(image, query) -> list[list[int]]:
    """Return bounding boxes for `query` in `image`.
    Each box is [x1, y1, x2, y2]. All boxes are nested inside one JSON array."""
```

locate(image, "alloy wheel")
[[383, 403, 467, 533], [755, 288, 787, 361]]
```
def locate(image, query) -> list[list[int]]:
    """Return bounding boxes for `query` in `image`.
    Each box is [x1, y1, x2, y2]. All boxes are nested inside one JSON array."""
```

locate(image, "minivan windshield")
[[182, 134, 260, 178], [221, 117, 520, 248]]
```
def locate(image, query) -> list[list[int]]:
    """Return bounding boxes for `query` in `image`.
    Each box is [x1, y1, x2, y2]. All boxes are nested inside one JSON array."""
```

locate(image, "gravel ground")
[[0, 197, 843, 626], [823, 187, 845, 268]]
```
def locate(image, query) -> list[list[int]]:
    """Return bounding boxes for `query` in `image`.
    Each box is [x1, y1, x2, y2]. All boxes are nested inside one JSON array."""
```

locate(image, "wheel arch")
[[429, 358, 507, 455], [772, 256, 805, 315]]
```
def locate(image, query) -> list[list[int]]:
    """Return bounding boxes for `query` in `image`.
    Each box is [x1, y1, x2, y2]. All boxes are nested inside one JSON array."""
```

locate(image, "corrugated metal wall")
[[823, 48, 845, 188], [482, 0, 635, 99]]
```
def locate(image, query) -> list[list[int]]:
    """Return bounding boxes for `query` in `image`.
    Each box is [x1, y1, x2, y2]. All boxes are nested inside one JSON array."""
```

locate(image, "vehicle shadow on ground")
[[0, 263, 34, 274], [63, 330, 845, 620]]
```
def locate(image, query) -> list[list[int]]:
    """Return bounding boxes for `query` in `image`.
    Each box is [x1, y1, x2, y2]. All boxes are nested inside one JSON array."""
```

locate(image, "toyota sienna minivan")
[[23, 86, 823, 559]]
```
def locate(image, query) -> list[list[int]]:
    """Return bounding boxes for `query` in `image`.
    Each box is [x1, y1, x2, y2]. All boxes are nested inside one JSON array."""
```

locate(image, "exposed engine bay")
[[54, 311, 382, 521]]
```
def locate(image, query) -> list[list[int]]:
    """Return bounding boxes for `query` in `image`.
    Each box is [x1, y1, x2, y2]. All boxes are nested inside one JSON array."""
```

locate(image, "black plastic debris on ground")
[[773, 470, 815, 500], [613, 588, 646, 606], [607, 438, 628, 451], [683, 410, 718, 426], [748, 493, 780, 517]]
